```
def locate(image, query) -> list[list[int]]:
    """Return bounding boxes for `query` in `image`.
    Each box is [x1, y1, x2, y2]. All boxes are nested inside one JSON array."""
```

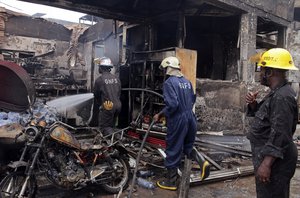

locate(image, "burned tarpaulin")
[[0, 61, 58, 144], [0, 61, 35, 112]]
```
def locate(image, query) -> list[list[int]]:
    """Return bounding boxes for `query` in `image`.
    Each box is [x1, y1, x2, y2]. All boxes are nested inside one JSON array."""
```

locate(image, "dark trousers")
[[251, 143, 298, 198], [99, 107, 121, 136], [255, 176, 290, 198], [165, 112, 197, 168]]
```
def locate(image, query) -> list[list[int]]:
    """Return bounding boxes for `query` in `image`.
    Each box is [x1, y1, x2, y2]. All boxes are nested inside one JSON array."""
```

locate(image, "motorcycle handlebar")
[[48, 121, 77, 131]]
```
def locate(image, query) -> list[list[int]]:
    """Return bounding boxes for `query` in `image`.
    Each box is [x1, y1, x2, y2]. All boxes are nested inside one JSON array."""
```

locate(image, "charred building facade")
[[13, 0, 300, 134], [0, 9, 118, 97]]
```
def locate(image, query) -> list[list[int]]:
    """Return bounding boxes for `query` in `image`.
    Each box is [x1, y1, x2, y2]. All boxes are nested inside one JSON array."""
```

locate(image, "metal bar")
[[48, 121, 76, 131], [132, 128, 251, 157], [122, 88, 164, 98], [190, 166, 254, 184], [198, 151, 223, 170], [194, 141, 252, 157], [196, 139, 252, 154], [140, 61, 146, 124], [194, 140, 252, 157], [135, 128, 166, 136], [179, 156, 192, 198]]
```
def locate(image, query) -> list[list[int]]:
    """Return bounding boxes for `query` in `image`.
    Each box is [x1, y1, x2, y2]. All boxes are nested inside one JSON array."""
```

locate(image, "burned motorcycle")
[[0, 119, 130, 198]]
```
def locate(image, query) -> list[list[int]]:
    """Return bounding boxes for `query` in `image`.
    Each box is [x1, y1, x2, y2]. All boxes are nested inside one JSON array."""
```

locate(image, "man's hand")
[[256, 156, 275, 183], [257, 162, 271, 183], [246, 91, 258, 104], [246, 91, 258, 110]]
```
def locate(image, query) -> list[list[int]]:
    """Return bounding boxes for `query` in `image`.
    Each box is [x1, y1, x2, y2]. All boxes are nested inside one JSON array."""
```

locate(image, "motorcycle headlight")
[[24, 126, 39, 141]]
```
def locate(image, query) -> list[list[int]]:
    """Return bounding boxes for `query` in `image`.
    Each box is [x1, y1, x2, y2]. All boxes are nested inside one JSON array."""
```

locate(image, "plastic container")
[[137, 170, 155, 178], [136, 177, 155, 189]]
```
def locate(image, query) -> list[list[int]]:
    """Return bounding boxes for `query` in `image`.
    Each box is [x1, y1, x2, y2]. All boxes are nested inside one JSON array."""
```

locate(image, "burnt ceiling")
[[257, 17, 283, 34], [19, 0, 241, 23]]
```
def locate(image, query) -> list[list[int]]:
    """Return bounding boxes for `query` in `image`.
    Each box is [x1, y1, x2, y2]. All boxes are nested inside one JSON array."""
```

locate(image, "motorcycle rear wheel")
[[0, 171, 37, 198], [101, 157, 130, 194]]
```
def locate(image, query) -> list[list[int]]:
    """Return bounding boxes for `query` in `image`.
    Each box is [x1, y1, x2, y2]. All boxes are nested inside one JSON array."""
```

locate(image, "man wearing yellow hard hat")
[[246, 48, 298, 198]]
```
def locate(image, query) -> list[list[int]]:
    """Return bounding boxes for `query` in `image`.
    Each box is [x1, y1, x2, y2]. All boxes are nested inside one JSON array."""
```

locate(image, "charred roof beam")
[[19, 0, 293, 26], [205, 0, 292, 26], [18, 0, 146, 23]]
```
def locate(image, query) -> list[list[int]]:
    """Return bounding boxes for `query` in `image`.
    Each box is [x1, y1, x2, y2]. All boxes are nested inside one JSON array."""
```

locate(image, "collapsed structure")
[[0, 1, 299, 196], [11, 0, 299, 135]]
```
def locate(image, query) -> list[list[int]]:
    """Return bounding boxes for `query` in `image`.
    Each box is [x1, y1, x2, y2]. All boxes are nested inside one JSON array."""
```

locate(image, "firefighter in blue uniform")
[[154, 56, 210, 190]]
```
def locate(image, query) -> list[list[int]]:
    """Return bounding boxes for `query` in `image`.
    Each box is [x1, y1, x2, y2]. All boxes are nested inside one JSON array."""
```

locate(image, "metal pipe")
[[190, 166, 254, 184], [140, 61, 147, 128], [196, 140, 252, 154], [122, 88, 163, 99], [198, 151, 223, 170], [128, 120, 155, 198], [194, 140, 252, 157], [51, 121, 77, 131], [177, 11, 184, 48]]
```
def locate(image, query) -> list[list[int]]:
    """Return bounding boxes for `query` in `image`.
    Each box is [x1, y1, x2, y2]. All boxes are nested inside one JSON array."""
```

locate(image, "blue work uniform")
[[162, 76, 197, 168]]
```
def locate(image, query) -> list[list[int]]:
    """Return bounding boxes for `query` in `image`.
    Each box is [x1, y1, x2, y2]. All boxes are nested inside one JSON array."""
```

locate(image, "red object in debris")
[[127, 130, 140, 139], [127, 130, 166, 148], [146, 136, 166, 148]]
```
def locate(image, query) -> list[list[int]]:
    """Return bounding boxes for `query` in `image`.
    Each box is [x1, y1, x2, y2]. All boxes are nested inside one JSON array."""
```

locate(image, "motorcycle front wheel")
[[101, 157, 130, 194], [0, 171, 37, 198]]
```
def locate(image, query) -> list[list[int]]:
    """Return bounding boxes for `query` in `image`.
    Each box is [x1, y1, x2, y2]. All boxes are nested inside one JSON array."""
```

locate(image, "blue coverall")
[[161, 76, 197, 169]]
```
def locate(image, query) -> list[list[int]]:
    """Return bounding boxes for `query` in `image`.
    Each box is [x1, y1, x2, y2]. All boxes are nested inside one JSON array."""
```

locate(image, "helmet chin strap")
[[166, 66, 183, 77]]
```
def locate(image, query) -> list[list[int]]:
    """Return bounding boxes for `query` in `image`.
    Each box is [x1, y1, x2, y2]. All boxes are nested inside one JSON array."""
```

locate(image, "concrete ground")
[[189, 168, 300, 198], [125, 167, 300, 198], [36, 137, 300, 198], [36, 131, 300, 198], [37, 167, 300, 198]]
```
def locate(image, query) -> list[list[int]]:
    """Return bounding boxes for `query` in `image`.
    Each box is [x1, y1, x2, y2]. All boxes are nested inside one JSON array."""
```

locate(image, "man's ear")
[[266, 68, 273, 77]]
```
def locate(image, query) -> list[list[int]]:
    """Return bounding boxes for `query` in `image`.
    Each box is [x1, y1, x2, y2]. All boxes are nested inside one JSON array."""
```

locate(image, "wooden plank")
[[178, 156, 192, 198], [175, 48, 197, 91]]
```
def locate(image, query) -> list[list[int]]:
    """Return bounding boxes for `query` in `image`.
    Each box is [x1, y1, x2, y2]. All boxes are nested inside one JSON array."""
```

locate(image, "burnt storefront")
[[0, 1, 299, 197], [12, 0, 299, 133]]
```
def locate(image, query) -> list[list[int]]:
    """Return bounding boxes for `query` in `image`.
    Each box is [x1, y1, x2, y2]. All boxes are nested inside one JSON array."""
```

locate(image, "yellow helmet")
[[160, 56, 181, 69], [257, 48, 298, 70]]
